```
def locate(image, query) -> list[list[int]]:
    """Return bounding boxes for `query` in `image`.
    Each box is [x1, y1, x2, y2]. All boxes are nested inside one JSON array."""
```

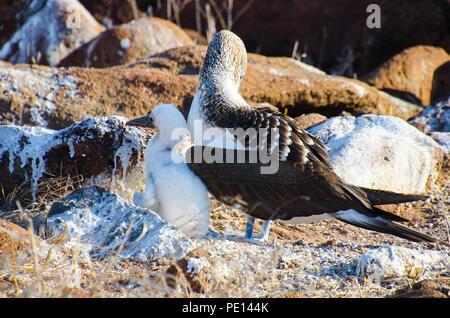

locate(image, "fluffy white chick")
[[127, 104, 211, 238]]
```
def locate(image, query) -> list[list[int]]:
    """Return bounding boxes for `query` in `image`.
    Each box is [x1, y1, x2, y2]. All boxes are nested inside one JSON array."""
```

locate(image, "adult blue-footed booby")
[[185, 30, 447, 245], [127, 104, 211, 239]]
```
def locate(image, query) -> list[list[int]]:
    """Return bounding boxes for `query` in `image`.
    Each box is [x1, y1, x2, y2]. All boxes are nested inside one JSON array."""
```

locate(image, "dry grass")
[[0, 161, 448, 298], [162, 0, 255, 41], [0, 174, 84, 236]]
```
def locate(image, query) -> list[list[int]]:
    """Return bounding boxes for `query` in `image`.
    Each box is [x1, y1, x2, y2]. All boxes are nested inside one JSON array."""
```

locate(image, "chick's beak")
[[126, 115, 154, 128]]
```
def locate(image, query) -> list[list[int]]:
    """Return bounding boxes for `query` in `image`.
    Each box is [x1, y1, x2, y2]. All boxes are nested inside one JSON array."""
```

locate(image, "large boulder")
[[243, 54, 421, 119], [0, 116, 148, 207], [307, 114, 444, 193], [46, 186, 194, 260], [361, 46, 450, 106], [0, 0, 105, 66], [356, 246, 448, 283], [0, 63, 198, 129], [58, 17, 193, 68]]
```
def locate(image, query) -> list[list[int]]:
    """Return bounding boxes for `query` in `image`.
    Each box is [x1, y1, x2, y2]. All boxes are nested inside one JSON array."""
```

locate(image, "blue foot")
[[245, 216, 256, 239], [204, 228, 224, 239], [252, 220, 271, 241], [224, 217, 271, 243]]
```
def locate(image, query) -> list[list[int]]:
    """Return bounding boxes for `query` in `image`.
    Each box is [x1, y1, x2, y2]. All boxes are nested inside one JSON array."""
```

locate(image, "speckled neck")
[[198, 30, 247, 95], [189, 30, 251, 130]]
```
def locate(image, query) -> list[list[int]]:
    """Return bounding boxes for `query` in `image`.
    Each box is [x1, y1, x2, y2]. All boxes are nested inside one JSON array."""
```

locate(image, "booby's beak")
[[126, 115, 155, 128]]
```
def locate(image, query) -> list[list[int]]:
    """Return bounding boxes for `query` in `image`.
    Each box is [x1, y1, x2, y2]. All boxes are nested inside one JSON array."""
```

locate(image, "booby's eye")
[[148, 116, 155, 127], [239, 71, 245, 81]]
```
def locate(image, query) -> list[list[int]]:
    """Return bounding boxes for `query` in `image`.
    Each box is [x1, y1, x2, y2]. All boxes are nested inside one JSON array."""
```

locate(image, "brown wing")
[[202, 97, 330, 168], [185, 146, 388, 221], [360, 188, 428, 205], [186, 146, 447, 244]]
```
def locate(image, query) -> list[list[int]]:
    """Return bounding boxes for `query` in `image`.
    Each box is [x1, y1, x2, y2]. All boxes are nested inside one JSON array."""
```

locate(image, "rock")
[[166, 249, 209, 293], [431, 61, 450, 104], [0, 219, 40, 255], [361, 46, 450, 106], [307, 114, 443, 193], [409, 98, 450, 153], [0, 219, 54, 269], [283, 291, 308, 298], [0, 116, 147, 207], [183, 29, 208, 45], [58, 17, 193, 68], [130, 45, 206, 75], [0, 63, 197, 129], [428, 132, 450, 155], [46, 186, 194, 260], [136, 45, 422, 120], [0, 0, 105, 66], [0, 45, 422, 131], [356, 246, 449, 283], [79, 0, 144, 26], [151, 0, 450, 76], [293, 113, 327, 129], [390, 279, 449, 298], [409, 98, 450, 133]]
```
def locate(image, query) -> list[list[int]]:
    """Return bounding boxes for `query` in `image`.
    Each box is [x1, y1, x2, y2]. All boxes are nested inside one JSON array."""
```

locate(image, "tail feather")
[[370, 206, 409, 223], [361, 188, 428, 206], [335, 210, 449, 245]]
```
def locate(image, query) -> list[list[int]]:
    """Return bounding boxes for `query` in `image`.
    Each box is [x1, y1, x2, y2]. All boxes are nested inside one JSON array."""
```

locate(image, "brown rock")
[[390, 279, 449, 298], [243, 54, 422, 119], [0, 63, 198, 129], [293, 113, 327, 129], [362, 46, 450, 106], [0, 116, 148, 207], [431, 61, 450, 104], [284, 291, 308, 298], [183, 29, 209, 45], [0, 219, 33, 254], [0, 219, 44, 264], [130, 45, 205, 75], [166, 249, 208, 294], [0, 0, 105, 66], [58, 17, 193, 68]]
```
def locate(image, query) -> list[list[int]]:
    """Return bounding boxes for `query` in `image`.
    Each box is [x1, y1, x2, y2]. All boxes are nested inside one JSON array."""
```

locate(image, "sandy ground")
[[0, 157, 448, 298]]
